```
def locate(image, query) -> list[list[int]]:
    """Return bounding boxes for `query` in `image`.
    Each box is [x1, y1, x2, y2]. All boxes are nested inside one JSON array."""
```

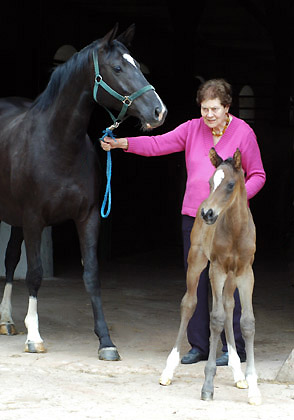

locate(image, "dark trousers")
[[182, 215, 245, 355]]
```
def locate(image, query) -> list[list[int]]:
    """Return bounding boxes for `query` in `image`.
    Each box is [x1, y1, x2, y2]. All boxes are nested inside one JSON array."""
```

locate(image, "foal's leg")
[[23, 222, 46, 353], [222, 279, 247, 389], [160, 249, 207, 385], [201, 265, 226, 401], [0, 226, 23, 335], [75, 209, 120, 361], [238, 267, 261, 405]]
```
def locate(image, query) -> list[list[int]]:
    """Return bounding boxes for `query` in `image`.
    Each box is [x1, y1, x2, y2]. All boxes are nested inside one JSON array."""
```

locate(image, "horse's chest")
[[210, 236, 253, 275]]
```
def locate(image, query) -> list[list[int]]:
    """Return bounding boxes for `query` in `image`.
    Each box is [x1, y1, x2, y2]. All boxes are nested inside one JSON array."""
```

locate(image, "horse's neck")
[[50, 85, 94, 138], [33, 61, 95, 148]]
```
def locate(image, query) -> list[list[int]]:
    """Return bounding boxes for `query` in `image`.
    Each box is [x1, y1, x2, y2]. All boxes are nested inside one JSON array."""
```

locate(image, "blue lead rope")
[[100, 128, 116, 218]]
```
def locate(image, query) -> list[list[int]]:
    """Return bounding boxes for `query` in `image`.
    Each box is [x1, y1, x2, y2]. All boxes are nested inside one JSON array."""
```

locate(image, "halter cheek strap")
[[92, 50, 155, 219], [92, 50, 155, 127]]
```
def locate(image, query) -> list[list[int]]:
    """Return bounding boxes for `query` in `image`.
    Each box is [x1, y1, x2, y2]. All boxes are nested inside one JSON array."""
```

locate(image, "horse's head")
[[92, 24, 167, 130], [201, 148, 244, 225]]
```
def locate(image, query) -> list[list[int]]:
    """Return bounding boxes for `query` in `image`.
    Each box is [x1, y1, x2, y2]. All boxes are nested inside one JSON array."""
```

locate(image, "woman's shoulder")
[[177, 118, 202, 131], [231, 115, 254, 133]]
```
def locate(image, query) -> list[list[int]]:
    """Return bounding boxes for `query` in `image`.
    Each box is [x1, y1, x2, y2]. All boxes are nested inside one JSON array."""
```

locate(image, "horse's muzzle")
[[142, 105, 167, 130], [201, 208, 218, 225]]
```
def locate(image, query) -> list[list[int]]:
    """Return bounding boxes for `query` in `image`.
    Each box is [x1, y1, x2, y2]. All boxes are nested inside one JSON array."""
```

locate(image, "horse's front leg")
[[223, 279, 247, 389], [23, 222, 46, 353], [0, 226, 23, 335], [160, 248, 207, 386], [201, 267, 226, 401], [238, 267, 261, 405], [75, 209, 120, 361]]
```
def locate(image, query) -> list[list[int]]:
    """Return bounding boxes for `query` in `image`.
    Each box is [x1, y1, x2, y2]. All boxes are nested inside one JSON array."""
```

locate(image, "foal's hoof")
[[25, 341, 46, 353], [201, 390, 214, 401], [159, 373, 172, 386], [98, 347, 120, 361], [249, 396, 262, 406], [0, 323, 17, 335], [236, 379, 248, 389]]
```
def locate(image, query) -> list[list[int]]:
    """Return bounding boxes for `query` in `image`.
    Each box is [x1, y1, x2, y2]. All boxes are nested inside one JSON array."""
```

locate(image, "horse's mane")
[[223, 157, 234, 166], [30, 40, 100, 112]]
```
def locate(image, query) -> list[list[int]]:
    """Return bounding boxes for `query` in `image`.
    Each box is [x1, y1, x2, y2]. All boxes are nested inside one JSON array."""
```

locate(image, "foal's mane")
[[30, 40, 101, 112], [223, 157, 234, 166], [222, 157, 241, 173]]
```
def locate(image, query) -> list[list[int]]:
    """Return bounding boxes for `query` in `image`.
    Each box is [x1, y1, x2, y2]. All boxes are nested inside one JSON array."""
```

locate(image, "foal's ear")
[[209, 147, 223, 168], [233, 148, 242, 170], [117, 24, 136, 47], [102, 23, 119, 46]]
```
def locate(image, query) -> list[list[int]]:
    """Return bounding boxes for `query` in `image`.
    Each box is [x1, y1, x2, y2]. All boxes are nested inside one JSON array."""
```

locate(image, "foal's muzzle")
[[201, 208, 218, 225]]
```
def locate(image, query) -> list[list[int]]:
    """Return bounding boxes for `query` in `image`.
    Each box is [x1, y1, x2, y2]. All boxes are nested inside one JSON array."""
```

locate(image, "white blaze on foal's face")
[[213, 169, 225, 192], [123, 53, 137, 68]]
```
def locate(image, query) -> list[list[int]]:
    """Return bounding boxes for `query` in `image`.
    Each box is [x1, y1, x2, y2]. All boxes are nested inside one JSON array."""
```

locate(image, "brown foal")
[[160, 147, 261, 405]]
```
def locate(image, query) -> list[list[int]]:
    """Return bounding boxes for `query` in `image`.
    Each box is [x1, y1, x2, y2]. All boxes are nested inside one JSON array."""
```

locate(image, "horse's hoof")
[[236, 379, 248, 389], [24, 341, 46, 353], [98, 346, 120, 361], [249, 396, 262, 406], [159, 375, 172, 386], [201, 390, 214, 401], [0, 323, 17, 335]]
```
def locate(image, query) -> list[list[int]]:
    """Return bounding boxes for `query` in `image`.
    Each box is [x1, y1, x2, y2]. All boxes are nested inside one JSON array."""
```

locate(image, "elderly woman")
[[101, 78, 266, 366]]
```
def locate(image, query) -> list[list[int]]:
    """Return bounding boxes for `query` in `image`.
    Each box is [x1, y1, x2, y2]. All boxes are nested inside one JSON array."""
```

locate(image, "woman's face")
[[200, 98, 229, 131]]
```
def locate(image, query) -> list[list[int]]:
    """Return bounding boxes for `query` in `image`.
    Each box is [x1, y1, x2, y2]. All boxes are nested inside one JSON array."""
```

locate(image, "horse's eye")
[[227, 181, 235, 191], [113, 66, 122, 73]]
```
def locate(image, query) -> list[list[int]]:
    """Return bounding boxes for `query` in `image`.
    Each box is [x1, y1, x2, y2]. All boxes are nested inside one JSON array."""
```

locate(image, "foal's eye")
[[227, 181, 235, 191], [113, 66, 122, 73]]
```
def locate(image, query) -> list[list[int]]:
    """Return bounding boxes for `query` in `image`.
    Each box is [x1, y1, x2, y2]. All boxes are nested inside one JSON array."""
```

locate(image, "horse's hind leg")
[[238, 267, 261, 405], [201, 267, 226, 401], [23, 222, 46, 353], [75, 209, 120, 361], [0, 226, 23, 335], [160, 249, 207, 386]]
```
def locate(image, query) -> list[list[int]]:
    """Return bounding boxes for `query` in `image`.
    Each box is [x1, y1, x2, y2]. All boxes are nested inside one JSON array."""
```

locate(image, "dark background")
[[0, 0, 293, 271]]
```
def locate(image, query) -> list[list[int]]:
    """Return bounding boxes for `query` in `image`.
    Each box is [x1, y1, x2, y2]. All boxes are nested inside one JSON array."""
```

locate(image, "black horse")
[[0, 24, 167, 361]]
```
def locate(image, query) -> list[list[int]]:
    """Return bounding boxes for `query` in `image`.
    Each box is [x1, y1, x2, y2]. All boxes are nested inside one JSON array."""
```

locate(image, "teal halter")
[[92, 49, 155, 218], [92, 50, 155, 128]]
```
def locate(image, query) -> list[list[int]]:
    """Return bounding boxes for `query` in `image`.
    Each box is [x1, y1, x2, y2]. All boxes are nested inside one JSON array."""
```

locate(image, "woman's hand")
[[100, 136, 128, 151]]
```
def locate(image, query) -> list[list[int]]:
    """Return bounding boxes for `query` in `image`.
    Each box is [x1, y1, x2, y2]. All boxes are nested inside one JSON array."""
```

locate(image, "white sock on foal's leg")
[[227, 344, 247, 388], [160, 347, 180, 385]]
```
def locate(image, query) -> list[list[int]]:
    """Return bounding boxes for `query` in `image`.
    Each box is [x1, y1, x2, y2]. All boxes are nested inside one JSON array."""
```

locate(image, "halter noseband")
[[92, 50, 155, 129]]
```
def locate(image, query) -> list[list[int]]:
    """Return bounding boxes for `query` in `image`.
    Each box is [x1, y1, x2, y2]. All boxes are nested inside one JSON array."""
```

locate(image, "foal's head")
[[201, 148, 244, 225]]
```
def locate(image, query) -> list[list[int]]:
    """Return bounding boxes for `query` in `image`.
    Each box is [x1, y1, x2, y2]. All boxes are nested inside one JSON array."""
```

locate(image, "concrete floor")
[[0, 247, 293, 419]]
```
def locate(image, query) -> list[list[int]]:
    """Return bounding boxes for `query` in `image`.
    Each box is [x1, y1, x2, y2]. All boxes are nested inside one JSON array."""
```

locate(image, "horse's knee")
[[83, 269, 100, 294], [180, 293, 197, 318], [210, 310, 225, 334], [240, 313, 255, 338]]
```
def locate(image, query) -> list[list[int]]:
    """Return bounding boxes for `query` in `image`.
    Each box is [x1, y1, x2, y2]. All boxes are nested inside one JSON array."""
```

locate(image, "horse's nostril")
[[154, 107, 160, 119], [207, 209, 213, 218]]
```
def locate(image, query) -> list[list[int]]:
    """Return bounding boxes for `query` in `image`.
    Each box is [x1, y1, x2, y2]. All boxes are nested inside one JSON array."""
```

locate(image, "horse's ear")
[[233, 148, 242, 170], [117, 24, 136, 47], [102, 23, 119, 46], [209, 147, 223, 168]]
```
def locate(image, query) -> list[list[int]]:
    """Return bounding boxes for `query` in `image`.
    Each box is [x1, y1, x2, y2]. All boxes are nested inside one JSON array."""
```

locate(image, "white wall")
[[0, 223, 53, 279]]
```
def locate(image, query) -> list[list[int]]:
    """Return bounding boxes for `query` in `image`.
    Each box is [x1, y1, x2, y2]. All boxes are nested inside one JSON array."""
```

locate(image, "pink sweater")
[[126, 115, 266, 217]]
